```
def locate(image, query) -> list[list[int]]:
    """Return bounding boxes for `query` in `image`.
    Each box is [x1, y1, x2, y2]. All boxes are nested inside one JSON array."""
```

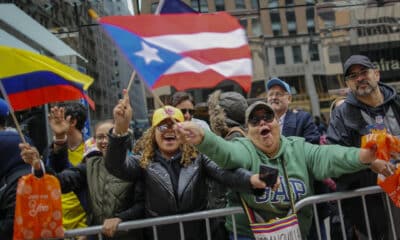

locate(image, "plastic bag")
[[13, 162, 64, 240]]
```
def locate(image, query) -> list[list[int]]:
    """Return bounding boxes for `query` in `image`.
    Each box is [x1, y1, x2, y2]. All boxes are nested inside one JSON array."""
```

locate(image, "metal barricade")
[[63, 186, 398, 240]]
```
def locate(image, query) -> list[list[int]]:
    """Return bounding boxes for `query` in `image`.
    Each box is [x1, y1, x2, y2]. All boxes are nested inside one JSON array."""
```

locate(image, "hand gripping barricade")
[[240, 157, 302, 240], [13, 161, 64, 240]]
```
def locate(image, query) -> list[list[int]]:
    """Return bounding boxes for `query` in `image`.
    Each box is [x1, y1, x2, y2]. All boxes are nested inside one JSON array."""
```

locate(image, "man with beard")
[[327, 54, 400, 239]]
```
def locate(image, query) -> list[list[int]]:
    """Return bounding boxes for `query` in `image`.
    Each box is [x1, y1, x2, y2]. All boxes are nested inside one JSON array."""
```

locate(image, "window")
[[306, 7, 315, 33], [286, 11, 296, 35], [251, 18, 261, 36], [235, 0, 246, 9], [275, 47, 285, 64], [264, 46, 269, 65], [285, 0, 294, 5], [328, 46, 340, 63], [270, 12, 282, 36], [309, 44, 319, 61], [268, 0, 278, 9], [239, 18, 248, 31], [151, 2, 158, 13], [191, 0, 208, 12], [215, 0, 225, 11], [251, 0, 259, 9], [292, 46, 302, 63]]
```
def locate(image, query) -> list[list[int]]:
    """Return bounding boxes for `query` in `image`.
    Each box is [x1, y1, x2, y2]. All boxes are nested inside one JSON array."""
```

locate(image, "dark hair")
[[58, 102, 87, 131], [171, 91, 195, 107], [0, 115, 6, 127]]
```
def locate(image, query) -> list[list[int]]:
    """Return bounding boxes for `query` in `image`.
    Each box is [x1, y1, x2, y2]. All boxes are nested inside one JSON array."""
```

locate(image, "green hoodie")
[[197, 130, 368, 238]]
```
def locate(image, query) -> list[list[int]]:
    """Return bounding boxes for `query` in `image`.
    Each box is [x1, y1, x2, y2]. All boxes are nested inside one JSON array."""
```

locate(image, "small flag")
[[159, 0, 197, 13], [0, 46, 94, 111], [99, 13, 252, 92]]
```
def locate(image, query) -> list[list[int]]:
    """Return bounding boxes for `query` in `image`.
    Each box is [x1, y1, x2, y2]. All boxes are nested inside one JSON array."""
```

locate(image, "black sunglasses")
[[248, 113, 275, 126], [180, 108, 195, 115]]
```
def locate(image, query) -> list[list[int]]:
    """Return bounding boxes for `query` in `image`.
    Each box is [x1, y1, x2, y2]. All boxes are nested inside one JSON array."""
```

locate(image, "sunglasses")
[[180, 108, 195, 115], [248, 113, 275, 126], [345, 68, 370, 81], [157, 123, 174, 132]]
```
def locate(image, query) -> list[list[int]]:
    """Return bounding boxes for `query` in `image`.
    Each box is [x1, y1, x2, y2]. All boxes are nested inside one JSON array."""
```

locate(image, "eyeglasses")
[[345, 69, 370, 81], [248, 113, 275, 126], [267, 92, 288, 98], [157, 123, 174, 132], [180, 108, 195, 115], [95, 135, 108, 141]]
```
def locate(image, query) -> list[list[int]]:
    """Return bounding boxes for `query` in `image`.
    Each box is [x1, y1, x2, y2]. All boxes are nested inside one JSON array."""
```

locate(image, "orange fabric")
[[362, 129, 400, 207], [361, 129, 400, 161], [13, 173, 64, 240], [378, 167, 400, 208]]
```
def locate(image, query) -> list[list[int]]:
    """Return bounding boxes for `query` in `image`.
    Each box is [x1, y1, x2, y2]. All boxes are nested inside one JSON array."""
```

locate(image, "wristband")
[[53, 135, 67, 145]]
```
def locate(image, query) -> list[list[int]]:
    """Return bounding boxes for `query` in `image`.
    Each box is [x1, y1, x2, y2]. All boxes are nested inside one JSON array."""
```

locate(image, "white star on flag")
[[134, 42, 163, 64]]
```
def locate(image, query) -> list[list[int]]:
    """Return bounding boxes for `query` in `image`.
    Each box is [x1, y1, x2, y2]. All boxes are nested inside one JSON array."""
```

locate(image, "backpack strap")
[[226, 126, 246, 138]]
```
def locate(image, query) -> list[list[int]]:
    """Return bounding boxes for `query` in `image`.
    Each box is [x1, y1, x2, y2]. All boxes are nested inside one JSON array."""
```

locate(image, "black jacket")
[[327, 82, 400, 189], [282, 109, 320, 144], [105, 133, 255, 240]]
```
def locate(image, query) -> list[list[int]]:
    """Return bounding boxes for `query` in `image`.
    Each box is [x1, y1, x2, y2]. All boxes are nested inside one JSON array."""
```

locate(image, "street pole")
[[305, 38, 320, 116]]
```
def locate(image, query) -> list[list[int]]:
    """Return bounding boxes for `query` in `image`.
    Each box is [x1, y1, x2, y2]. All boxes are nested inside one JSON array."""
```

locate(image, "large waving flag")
[[99, 13, 252, 92], [0, 46, 94, 111]]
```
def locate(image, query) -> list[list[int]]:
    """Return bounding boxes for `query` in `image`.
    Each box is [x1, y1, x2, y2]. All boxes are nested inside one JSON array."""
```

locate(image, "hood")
[[208, 90, 248, 137], [346, 82, 396, 108]]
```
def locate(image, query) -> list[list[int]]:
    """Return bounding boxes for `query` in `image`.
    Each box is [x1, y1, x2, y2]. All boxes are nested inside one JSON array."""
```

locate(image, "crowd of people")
[[0, 54, 398, 239]]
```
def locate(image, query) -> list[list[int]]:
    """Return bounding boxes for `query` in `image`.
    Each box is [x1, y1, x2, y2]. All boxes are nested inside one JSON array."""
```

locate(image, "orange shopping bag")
[[13, 162, 64, 240]]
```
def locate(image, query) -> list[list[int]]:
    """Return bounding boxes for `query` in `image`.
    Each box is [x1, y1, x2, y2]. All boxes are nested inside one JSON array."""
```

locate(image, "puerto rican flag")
[[99, 13, 252, 92]]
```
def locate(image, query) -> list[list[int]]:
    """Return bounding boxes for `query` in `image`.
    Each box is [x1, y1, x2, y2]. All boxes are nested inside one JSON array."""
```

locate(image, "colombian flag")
[[0, 46, 94, 111]]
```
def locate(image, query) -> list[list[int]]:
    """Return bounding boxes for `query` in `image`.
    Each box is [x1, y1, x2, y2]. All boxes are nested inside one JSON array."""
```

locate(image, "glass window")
[[275, 47, 285, 64], [285, 0, 294, 5], [292, 45, 302, 63], [270, 12, 281, 36], [306, 7, 315, 33], [151, 2, 158, 13], [191, 0, 208, 12], [268, 0, 278, 9], [215, 0, 225, 11], [235, 0, 246, 9], [239, 18, 248, 31], [328, 46, 341, 63], [309, 44, 319, 61], [251, 0, 259, 9], [286, 11, 296, 35], [251, 18, 261, 36]]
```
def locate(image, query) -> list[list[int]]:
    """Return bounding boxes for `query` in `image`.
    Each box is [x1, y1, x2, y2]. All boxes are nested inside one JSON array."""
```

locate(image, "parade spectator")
[[207, 90, 249, 239], [0, 98, 33, 240], [44, 102, 88, 234], [266, 78, 320, 144], [20, 119, 144, 240], [327, 54, 400, 239], [171, 91, 210, 130], [175, 101, 393, 239], [104, 93, 268, 240]]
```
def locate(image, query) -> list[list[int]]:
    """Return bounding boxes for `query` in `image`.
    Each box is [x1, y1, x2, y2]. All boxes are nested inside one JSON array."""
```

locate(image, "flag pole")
[[0, 82, 26, 143]]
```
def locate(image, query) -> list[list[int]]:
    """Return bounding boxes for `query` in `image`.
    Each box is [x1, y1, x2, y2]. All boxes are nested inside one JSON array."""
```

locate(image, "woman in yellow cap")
[[103, 93, 269, 240]]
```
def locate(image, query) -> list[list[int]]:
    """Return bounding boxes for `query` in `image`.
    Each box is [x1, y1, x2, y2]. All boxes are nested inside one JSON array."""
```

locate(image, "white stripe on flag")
[[144, 29, 248, 53], [165, 57, 252, 77]]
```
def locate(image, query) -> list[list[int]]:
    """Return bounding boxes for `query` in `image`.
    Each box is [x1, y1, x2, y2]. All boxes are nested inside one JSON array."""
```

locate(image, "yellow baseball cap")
[[152, 106, 184, 127]]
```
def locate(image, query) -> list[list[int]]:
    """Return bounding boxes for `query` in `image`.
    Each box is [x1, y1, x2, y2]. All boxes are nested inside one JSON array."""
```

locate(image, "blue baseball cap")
[[0, 98, 10, 116], [266, 78, 291, 94]]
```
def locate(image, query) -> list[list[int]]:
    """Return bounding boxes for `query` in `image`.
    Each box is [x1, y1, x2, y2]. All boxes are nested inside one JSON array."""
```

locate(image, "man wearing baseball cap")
[[266, 77, 320, 144], [0, 98, 32, 239], [327, 54, 400, 239]]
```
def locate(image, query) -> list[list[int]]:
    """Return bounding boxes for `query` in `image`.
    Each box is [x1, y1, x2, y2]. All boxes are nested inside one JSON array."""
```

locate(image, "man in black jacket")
[[327, 55, 400, 239], [0, 98, 32, 240]]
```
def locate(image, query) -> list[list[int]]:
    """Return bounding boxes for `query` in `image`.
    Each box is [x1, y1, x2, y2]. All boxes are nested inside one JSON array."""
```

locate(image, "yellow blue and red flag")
[[0, 46, 94, 111], [99, 12, 252, 92]]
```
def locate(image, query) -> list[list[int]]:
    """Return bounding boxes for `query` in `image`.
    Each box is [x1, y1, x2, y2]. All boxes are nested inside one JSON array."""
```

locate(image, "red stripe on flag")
[[182, 46, 251, 64], [7, 85, 89, 111], [154, 70, 251, 92], [100, 13, 241, 37]]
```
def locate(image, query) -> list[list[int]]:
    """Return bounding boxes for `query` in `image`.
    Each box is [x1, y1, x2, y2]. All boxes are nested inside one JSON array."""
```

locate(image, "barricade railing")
[[63, 185, 397, 240]]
